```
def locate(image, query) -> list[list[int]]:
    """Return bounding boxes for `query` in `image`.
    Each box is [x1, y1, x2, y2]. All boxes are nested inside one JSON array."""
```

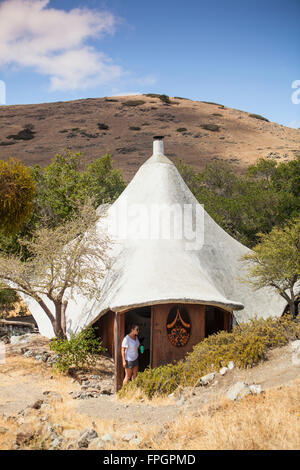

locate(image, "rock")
[[31, 399, 44, 410], [227, 361, 234, 370], [49, 437, 64, 450], [40, 415, 49, 423], [43, 391, 63, 403], [101, 433, 114, 443], [88, 438, 105, 450], [129, 437, 142, 446], [226, 382, 251, 401], [219, 367, 228, 376], [249, 384, 263, 395], [168, 393, 174, 398], [78, 428, 98, 448], [40, 403, 51, 411], [292, 352, 300, 366], [291, 340, 300, 352], [15, 425, 35, 445], [23, 350, 35, 358], [62, 429, 80, 440], [0, 426, 8, 434], [10, 333, 36, 345], [199, 372, 215, 386], [121, 431, 137, 442], [90, 375, 101, 380], [35, 352, 50, 362]]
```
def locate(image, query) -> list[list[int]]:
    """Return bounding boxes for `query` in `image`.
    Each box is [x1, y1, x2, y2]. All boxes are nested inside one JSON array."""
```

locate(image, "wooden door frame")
[[114, 312, 125, 392]]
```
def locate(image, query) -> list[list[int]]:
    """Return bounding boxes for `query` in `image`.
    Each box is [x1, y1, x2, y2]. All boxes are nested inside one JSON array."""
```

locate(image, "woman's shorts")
[[125, 358, 138, 369]]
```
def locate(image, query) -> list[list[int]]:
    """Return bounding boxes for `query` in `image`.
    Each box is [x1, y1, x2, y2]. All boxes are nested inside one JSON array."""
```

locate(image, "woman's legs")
[[132, 365, 139, 380], [123, 367, 133, 385]]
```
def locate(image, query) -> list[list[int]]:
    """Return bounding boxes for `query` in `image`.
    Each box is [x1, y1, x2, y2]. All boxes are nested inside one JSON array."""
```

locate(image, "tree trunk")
[[54, 302, 67, 339], [289, 300, 296, 319], [289, 290, 296, 319]]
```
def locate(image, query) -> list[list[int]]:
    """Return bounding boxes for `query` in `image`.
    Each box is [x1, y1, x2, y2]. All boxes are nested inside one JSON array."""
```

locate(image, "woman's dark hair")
[[129, 323, 139, 333]]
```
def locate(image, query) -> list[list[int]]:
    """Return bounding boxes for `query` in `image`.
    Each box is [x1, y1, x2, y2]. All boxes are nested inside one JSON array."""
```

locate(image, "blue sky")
[[0, 0, 299, 127]]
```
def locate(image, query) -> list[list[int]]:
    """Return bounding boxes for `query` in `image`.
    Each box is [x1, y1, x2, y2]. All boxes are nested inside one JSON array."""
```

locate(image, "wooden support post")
[[114, 312, 125, 392], [224, 310, 232, 332]]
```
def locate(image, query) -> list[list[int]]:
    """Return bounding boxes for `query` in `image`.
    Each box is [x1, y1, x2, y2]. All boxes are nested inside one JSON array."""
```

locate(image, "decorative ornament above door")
[[166, 305, 191, 347]]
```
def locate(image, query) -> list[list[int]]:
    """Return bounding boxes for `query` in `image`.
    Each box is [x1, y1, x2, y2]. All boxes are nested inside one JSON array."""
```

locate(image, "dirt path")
[[0, 338, 299, 428]]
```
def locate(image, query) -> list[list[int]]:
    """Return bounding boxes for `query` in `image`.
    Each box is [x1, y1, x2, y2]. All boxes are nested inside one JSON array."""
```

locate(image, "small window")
[[166, 305, 191, 347]]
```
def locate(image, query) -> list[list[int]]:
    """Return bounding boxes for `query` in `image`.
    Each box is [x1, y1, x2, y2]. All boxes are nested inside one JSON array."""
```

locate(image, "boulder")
[[219, 367, 228, 376], [291, 340, 300, 352], [31, 399, 44, 410], [198, 372, 215, 386], [226, 382, 251, 401], [101, 433, 114, 444], [78, 428, 98, 448], [121, 431, 138, 442], [88, 438, 105, 450], [227, 361, 234, 370], [10, 334, 36, 345], [249, 384, 263, 395]]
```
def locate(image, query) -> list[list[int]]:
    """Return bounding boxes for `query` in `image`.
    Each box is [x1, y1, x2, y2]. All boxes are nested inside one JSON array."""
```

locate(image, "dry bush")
[[119, 316, 300, 399]]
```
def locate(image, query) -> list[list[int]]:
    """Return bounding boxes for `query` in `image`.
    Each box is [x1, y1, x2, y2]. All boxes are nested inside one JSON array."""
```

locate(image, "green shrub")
[[129, 126, 141, 131], [122, 100, 145, 107], [118, 362, 184, 399], [200, 123, 220, 132], [158, 94, 171, 104], [97, 123, 109, 130], [0, 289, 18, 305], [7, 124, 35, 141], [0, 289, 19, 318], [249, 113, 269, 122], [49, 327, 106, 372], [119, 316, 300, 399], [176, 127, 187, 132]]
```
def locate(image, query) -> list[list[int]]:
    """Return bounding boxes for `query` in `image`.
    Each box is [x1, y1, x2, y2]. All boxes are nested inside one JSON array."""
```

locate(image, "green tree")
[[242, 218, 300, 318], [31, 150, 126, 228], [0, 151, 126, 260], [0, 158, 36, 234], [175, 157, 300, 247]]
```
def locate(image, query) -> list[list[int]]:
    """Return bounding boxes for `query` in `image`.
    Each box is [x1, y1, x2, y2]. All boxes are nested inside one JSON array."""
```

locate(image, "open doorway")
[[205, 306, 232, 337], [125, 306, 151, 372]]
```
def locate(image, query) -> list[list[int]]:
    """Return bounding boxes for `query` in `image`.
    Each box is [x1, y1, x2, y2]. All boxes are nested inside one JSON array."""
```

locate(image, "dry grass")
[[145, 379, 300, 450]]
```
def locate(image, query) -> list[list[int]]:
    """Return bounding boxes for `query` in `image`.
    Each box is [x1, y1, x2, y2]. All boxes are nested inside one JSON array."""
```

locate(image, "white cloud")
[[0, 0, 124, 91]]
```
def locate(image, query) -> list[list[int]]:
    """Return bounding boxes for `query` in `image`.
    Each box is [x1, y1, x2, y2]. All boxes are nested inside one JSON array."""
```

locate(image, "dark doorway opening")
[[205, 306, 231, 337], [125, 306, 151, 372]]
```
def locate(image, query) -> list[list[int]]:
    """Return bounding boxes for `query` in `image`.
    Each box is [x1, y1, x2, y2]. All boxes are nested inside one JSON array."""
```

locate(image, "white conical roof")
[[27, 138, 287, 338]]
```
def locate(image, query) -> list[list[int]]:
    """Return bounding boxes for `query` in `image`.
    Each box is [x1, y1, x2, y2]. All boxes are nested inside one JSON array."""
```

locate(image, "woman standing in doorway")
[[121, 324, 140, 385]]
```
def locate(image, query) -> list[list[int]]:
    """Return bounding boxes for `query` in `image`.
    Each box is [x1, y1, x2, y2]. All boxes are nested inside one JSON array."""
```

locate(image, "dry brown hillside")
[[0, 94, 299, 180]]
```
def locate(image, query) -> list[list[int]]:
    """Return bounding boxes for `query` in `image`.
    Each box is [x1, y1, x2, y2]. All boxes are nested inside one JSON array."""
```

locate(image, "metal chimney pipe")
[[153, 135, 164, 155]]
